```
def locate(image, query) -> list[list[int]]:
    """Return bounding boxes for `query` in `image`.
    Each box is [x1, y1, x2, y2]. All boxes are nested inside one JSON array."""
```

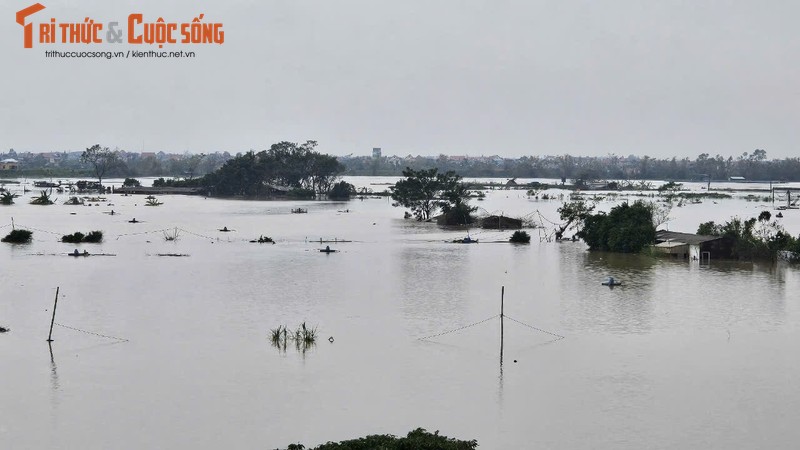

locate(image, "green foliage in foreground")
[[277, 428, 478, 450], [2, 229, 33, 243]]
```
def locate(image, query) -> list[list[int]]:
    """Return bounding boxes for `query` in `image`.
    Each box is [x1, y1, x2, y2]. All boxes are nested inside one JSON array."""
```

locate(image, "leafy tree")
[[391, 168, 476, 223], [123, 178, 141, 187], [81, 144, 120, 185], [201, 141, 344, 197], [577, 201, 656, 252], [328, 180, 355, 200], [697, 221, 721, 236], [436, 170, 477, 225], [391, 168, 441, 221], [556, 200, 596, 240]]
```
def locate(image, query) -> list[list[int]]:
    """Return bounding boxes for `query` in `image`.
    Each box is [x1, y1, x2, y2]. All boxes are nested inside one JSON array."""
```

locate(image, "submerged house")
[[653, 230, 732, 261]]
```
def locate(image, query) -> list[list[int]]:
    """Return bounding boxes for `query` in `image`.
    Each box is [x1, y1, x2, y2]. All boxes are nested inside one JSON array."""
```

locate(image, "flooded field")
[[2, 177, 800, 449]]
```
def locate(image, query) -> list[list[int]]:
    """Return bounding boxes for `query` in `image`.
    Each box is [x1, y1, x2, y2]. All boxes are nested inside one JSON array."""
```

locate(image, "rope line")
[[417, 314, 500, 340], [54, 322, 129, 342], [503, 315, 564, 339], [114, 228, 172, 239]]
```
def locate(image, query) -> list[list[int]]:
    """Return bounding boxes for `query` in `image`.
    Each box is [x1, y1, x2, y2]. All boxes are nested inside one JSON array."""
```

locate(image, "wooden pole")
[[47, 287, 59, 342], [500, 286, 504, 366]]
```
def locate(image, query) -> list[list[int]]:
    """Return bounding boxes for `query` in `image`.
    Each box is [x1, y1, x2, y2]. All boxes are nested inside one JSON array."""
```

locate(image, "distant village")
[[2, 147, 800, 182]]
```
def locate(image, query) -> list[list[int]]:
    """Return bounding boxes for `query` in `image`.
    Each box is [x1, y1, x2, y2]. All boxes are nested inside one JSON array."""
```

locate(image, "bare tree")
[[81, 144, 120, 185]]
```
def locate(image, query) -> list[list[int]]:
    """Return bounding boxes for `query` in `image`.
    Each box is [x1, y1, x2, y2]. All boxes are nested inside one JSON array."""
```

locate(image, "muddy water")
[[1, 177, 799, 449]]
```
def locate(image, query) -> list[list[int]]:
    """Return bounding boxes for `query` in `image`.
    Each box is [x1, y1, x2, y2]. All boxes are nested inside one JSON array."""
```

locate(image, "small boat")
[[601, 276, 622, 287], [453, 235, 478, 244], [776, 212, 784, 218], [291, 208, 308, 214], [319, 246, 337, 253]]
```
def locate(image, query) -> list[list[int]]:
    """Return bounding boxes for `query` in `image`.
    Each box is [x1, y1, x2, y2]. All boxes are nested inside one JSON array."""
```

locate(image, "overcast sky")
[[2, 0, 799, 158]]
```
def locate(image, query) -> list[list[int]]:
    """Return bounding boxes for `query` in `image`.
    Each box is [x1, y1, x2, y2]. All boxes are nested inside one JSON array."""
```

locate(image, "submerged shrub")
[[510, 230, 531, 243], [61, 232, 85, 243], [61, 230, 103, 243], [30, 190, 54, 205], [277, 428, 478, 450], [83, 231, 103, 243], [2, 229, 33, 243]]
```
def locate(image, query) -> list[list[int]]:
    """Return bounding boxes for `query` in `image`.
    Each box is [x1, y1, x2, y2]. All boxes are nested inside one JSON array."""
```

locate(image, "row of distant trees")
[[344, 149, 800, 181]]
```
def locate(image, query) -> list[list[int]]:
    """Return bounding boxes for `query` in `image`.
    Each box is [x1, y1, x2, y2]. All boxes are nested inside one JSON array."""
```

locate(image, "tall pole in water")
[[47, 287, 59, 342], [500, 286, 505, 367]]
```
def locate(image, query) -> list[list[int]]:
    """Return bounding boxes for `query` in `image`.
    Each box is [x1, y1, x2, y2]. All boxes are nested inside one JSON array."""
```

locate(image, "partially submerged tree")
[[81, 144, 120, 186], [391, 168, 440, 221], [556, 200, 596, 240], [576, 201, 656, 253], [328, 180, 356, 200], [391, 168, 476, 223], [201, 141, 344, 197]]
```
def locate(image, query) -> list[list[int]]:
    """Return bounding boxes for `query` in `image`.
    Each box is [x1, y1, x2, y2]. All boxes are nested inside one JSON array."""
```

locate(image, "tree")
[[391, 168, 441, 221], [556, 200, 596, 240], [328, 180, 355, 200], [81, 144, 120, 185], [436, 170, 477, 225], [576, 201, 655, 252], [197, 141, 344, 197]]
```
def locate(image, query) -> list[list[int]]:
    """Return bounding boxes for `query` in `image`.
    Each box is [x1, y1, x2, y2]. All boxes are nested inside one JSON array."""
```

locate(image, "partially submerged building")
[[653, 230, 732, 261]]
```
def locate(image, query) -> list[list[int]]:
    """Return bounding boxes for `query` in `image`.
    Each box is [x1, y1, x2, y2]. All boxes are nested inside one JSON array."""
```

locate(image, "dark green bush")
[[510, 230, 531, 243], [61, 230, 103, 243], [61, 232, 85, 243], [2, 229, 33, 243], [277, 428, 477, 450], [84, 231, 103, 243]]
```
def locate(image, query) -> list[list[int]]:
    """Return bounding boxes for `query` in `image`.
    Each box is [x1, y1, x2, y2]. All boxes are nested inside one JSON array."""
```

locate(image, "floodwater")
[[2, 177, 800, 449]]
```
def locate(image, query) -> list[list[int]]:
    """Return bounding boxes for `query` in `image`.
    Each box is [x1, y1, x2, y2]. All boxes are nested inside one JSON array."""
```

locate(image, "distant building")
[[0, 158, 18, 170], [372, 147, 382, 158]]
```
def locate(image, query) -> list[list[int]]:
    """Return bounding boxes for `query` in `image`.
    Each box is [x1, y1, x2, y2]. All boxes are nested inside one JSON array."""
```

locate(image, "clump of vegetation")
[[2, 229, 33, 243], [563, 200, 656, 253], [253, 235, 274, 244], [30, 190, 54, 205], [122, 178, 141, 187], [61, 232, 85, 243], [697, 212, 800, 261], [0, 326, 9, 333], [328, 180, 356, 200], [61, 230, 103, 243], [277, 428, 478, 450], [1, 191, 19, 205], [164, 228, 180, 242], [84, 231, 103, 243], [391, 167, 476, 224], [145, 196, 163, 206], [64, 196, 84, 205], [510, 230, 531, 243], [271, 322, 318, 354]]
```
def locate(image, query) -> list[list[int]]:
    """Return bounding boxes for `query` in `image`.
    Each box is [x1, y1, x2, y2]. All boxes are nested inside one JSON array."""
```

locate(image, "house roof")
[[656, 230, 721, 245]]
